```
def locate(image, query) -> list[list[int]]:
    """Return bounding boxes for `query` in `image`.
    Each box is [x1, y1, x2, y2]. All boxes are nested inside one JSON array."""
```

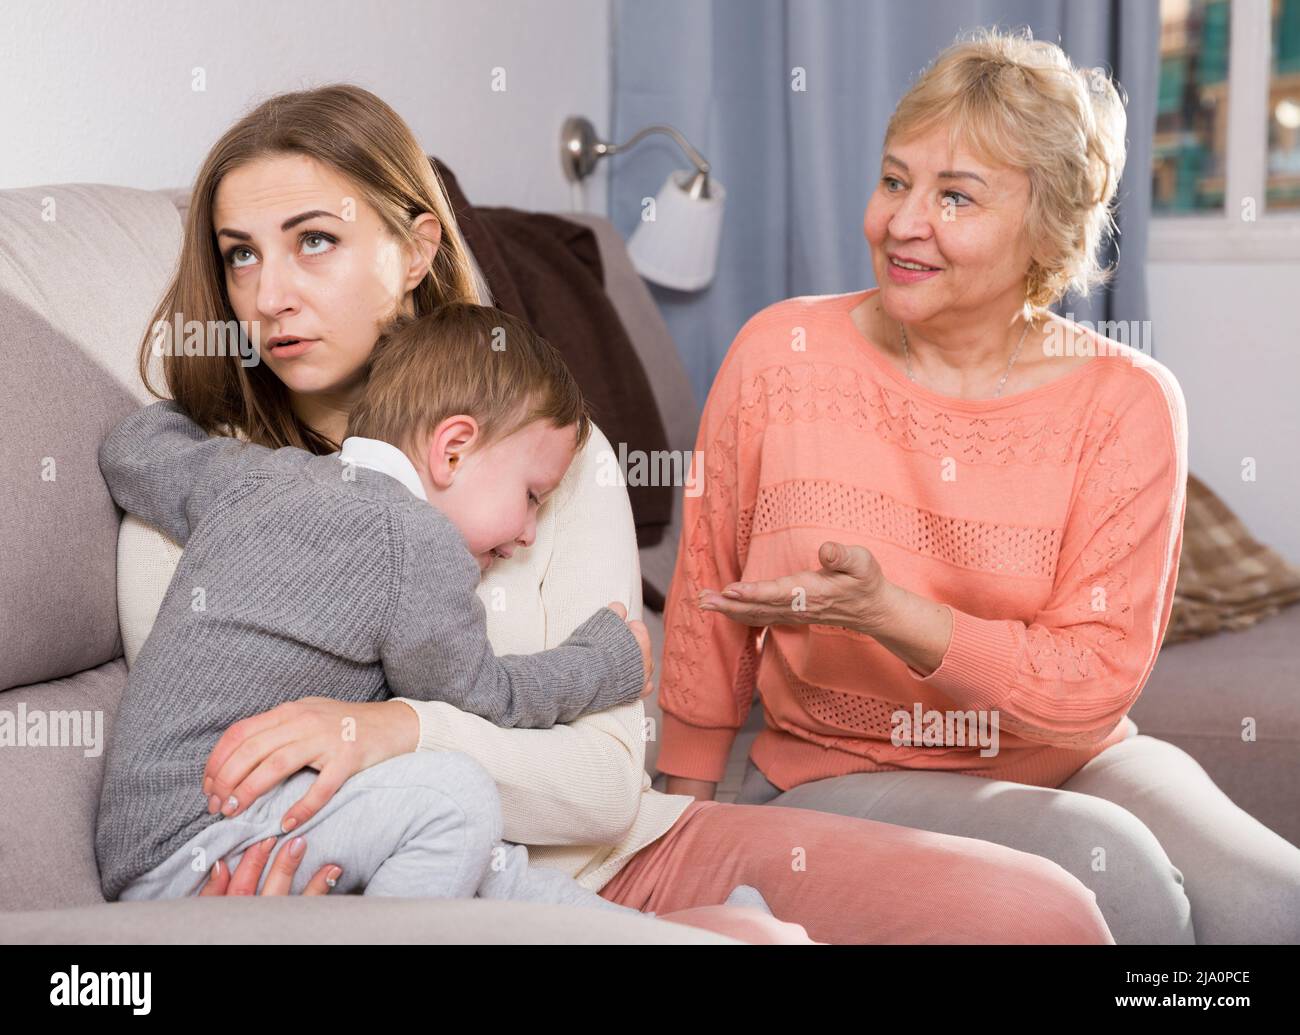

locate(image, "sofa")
[[0, 182, 731, 944], [2, 180, 1295, 945]]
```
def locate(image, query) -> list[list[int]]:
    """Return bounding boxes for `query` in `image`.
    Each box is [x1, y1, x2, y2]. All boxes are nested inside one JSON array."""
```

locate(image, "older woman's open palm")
[[698, 540, 891, 631]]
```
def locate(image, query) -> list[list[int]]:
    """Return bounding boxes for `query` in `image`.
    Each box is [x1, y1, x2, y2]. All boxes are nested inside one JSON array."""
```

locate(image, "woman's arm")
[[199, 690, 645, 846], [394, 697, 645, 845], [654, 326, 764, 795], [895, 377, 1189, 745]]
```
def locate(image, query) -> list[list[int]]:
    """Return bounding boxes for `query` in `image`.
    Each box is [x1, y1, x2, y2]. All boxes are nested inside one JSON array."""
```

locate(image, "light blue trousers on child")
[[117, 751, 641, 915]]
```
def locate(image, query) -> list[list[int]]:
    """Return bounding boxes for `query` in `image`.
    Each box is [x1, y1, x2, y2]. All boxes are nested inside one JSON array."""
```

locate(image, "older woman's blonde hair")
[[885, 26, 1128, 320]]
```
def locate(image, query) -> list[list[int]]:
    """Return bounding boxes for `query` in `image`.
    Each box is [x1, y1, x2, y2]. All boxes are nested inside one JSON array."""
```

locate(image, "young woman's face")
[[213, 153, 436, 400], [863, 125, 1035, 324]]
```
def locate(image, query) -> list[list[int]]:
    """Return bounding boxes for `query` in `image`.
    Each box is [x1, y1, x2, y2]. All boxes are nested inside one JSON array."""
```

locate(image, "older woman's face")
[[864, 126, 1035, 322], [213, 153, 430, 399]]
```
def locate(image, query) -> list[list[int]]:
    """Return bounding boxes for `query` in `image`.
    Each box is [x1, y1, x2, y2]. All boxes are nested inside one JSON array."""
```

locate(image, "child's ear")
[[423, 434, 455, 490], [426, 416, 478, 489]]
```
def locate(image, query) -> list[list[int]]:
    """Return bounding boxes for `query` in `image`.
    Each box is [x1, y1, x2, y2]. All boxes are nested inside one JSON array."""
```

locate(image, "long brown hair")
[[139, 83, 488, 454]]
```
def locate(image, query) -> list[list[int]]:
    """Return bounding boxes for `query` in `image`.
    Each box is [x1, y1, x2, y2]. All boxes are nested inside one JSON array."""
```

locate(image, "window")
[[1154, 0, 1230, 213], [1151, 0, 1300, 261], [1268, 0, 1300, 209]]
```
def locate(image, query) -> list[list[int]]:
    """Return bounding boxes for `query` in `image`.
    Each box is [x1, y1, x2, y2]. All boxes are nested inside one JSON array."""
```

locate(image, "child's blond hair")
[[347, 303, 592, 459]]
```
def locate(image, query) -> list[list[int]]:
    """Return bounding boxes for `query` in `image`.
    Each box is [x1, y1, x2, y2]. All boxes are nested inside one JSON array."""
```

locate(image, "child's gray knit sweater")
[[94, 401, 646, 900]]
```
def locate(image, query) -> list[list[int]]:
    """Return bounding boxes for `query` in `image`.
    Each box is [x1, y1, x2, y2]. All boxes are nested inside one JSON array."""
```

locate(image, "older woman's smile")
[[886, 255, 943, 284], [888, 252, 942, 270]]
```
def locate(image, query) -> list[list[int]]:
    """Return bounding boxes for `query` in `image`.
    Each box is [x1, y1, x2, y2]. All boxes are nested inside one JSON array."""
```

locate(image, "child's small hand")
[[607, 601, 656, 700]]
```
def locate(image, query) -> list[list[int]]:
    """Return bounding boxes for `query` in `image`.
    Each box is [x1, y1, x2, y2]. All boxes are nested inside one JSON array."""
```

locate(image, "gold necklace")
[[900, 318, 1031, 399]]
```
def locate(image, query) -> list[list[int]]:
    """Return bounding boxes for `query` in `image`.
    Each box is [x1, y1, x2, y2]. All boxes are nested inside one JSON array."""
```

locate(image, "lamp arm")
[[597, 124, 710, 175]]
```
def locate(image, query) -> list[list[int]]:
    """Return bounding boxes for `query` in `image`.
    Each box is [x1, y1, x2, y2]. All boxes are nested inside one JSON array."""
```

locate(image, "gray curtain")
[[610, 0, 1161, 404]]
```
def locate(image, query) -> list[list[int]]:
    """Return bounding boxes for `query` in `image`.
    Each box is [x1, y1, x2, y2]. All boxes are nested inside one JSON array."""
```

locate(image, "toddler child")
[[95, 302, 769, 923]]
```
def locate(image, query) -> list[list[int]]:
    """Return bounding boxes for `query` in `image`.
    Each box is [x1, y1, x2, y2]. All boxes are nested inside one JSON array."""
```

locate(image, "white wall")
[[1149, 262, 1300, 565], [0, 0, 610, 212], [5, 4, 1296, 566]]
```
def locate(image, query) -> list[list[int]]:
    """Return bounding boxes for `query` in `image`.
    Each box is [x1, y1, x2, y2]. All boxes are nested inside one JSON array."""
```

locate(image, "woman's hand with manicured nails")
[[202, 698, 419, 833], [201, 605, 651, 833], [198, 834, 341, 896], [607, 601, 656, 700]]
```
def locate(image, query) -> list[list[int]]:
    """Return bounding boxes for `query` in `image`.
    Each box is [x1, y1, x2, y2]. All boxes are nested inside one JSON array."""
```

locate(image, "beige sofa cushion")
[[0, 185, 181, 691]]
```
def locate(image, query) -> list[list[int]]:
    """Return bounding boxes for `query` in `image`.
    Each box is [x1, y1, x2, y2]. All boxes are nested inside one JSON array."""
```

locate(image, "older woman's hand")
[[698, 540, 893, 634], [202, 698, 419, 834]]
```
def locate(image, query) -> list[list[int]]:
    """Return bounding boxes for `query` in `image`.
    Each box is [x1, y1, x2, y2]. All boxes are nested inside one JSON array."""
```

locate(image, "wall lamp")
[[560, 115, 725, 291]]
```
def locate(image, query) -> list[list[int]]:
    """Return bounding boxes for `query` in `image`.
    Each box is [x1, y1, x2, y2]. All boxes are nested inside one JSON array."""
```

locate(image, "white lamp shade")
[[626, 170, 726, 291]]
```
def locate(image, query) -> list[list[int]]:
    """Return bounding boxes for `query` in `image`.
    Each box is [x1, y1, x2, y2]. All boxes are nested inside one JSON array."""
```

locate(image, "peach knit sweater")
[[656, 288, 1189, 791]]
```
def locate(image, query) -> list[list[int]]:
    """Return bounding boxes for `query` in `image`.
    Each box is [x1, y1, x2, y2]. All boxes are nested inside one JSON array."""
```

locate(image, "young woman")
[[116, 82, 1113, 944]]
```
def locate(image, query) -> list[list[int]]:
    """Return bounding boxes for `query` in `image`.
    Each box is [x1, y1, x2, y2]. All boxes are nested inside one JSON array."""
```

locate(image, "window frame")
[[1149, 0, 1300, 262]]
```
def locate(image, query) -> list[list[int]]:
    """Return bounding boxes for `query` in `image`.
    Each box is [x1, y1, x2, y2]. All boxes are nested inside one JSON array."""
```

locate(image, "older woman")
[[656, 27, 1300, 944], [113, 81, 1114, 943]]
